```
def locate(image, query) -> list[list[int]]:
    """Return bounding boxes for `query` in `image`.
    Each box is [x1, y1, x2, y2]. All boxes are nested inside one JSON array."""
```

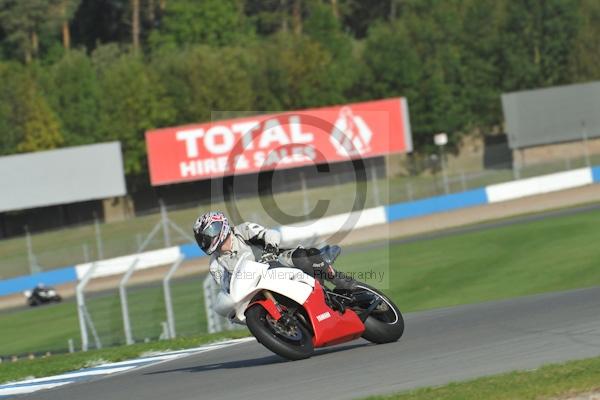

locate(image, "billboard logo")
[[330, 107, 373, 156]]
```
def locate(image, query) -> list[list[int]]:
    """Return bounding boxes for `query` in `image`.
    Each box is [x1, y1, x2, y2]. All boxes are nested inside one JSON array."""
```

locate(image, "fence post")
[[94, 215, 104, 260], [160, 200, 171, 247], [120, 258, 140, 345], [439, 146, 450, 194], [167, 219, 195, 243], [460, 171, 467, 191], [76, 262, 99, 351], [163, 256, 184, 339], [24, 226, 41, 275], [82, 243, 90, 263]]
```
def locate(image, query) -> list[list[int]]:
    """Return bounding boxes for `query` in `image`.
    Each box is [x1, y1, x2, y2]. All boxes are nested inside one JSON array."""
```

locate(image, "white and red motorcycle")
[[214, 245, 404, 360]]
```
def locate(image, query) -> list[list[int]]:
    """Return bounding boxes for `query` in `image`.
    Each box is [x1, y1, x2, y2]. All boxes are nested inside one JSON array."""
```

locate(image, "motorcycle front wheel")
[[245, 304, 314, 360], [355, 283, 405, 344]]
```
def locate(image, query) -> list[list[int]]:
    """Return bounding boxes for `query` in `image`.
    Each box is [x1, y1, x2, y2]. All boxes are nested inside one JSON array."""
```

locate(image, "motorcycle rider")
[[192, 211, 356, 290]]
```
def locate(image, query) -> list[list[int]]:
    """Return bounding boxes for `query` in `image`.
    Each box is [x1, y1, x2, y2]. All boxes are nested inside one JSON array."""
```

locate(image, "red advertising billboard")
[[145, 98, 412, 186]]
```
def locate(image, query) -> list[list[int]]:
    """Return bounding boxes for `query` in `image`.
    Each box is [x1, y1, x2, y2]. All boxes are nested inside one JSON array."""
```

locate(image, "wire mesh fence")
[[1, 140, 600, 279], [78, 267, 209, 351]]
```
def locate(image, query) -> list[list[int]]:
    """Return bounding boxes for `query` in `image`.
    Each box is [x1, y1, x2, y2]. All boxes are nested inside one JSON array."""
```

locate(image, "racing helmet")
[[193, 211, 231, 255]]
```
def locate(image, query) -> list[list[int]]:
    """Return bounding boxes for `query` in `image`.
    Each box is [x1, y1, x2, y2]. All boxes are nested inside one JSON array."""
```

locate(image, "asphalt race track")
[[28, 286, 600, 400]]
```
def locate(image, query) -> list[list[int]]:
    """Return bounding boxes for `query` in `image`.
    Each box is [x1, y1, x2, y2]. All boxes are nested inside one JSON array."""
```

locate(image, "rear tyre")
[[356, 284, 404, 344], [245, 304, 314, 361]]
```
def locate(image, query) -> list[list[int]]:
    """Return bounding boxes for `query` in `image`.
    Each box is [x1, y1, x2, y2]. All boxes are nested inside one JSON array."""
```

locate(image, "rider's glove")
[[263, 229, 281, 251]]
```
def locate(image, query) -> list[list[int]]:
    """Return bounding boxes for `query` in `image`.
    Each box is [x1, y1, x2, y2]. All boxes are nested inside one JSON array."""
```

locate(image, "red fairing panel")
[[248, 299, 282, 320], [302, 282, 365, 347]]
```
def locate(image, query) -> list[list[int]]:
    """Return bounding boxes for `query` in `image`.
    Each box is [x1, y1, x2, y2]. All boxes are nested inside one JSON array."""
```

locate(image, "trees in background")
[[0, 62, 63, 154], [95, 49, 174, 175], [0, 0, 599, 181], [40, 49, 100, 145]]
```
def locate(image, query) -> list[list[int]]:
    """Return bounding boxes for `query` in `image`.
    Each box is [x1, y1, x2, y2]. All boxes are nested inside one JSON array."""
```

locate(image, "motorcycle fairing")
[[302, 281, 365, 348], [230, 260, 315, 322]]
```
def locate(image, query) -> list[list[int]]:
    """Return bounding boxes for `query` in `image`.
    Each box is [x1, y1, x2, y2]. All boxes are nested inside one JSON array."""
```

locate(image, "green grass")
[[2, 205, 600, 356], [0, 277, 208, 355], [364, 355, 600, 400], [344, 204, 600, 312], [0, 331, 250, 384]]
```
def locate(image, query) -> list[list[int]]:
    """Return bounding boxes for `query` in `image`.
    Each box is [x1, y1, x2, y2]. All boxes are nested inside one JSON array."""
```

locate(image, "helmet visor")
[[203, 221, 223, 238], [198, 221, 223, 253]]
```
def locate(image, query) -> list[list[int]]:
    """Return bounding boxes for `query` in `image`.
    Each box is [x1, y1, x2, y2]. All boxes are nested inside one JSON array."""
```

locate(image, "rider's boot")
[[288, 247, 358, 290], [325, 265, 357, 290], [312, 256, 357, 290]]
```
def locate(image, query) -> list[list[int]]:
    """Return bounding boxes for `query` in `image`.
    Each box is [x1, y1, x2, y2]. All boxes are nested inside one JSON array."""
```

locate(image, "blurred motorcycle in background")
[[24, 284, 62, 307]]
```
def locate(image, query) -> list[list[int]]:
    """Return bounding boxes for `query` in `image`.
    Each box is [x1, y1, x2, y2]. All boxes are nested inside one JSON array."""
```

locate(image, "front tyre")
[[356, 284, 404, 344], [245, 304, 314, 361]]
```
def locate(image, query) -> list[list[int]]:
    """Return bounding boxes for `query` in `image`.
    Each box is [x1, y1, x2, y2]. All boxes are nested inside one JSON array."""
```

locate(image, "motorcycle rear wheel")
[[245, 304, 314, 360]]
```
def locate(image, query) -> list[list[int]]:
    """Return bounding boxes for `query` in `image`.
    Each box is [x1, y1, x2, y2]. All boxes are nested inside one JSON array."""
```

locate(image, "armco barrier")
[[485, 168, 592, 203], [179, 243, 204, 259], [279, 207, 387, 243], [385, 188, 488, 222], [0, 266, 77, 296], [75, 246, 181, 280], [3, 164, 600, 297], [592, 166, 600, 183]]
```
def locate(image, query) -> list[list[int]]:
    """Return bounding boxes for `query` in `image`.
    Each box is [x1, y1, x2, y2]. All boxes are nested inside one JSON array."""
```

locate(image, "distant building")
[[502, 81, 600, 173], [0, 142, 128, 238]]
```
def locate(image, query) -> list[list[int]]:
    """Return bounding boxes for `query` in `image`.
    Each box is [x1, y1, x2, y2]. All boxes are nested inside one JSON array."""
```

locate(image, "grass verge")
[[0, 330, 250, 384], [2, 205, 600, 355], [364, 355, 600, 400]]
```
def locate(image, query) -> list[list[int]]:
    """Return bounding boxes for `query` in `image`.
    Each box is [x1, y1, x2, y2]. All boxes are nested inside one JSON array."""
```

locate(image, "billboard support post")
[[370, 167, 380, 206], [513, 150, 523, 180], [300, 172, 309, 218], [581, 121, 591, 167]]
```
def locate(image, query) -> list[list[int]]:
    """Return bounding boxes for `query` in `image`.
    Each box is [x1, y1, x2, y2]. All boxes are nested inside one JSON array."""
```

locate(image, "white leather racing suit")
[[209, 222, 292, 289]]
